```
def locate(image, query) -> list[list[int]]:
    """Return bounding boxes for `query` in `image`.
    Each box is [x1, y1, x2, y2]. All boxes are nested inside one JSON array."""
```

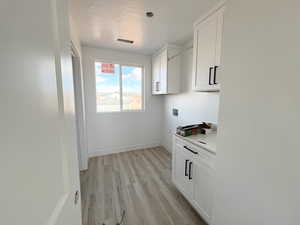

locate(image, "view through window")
[[95, 62, 143, 112]]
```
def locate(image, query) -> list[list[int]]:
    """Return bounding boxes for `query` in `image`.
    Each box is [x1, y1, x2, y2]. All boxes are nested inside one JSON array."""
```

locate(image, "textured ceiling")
[[70, 0, 219, 55]]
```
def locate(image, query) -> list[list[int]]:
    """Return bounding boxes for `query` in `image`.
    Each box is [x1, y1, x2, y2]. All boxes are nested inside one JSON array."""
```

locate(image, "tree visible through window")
[[95, 62, 143, 112]]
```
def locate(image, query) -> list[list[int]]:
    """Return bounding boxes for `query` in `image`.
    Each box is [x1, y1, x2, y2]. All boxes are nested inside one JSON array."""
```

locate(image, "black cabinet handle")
[[188, 162, 193, 180], [184, 146, 198, 155], [185, 160, 189, 177], [213, 66, 219, 85], [209, 67, 213, 85]]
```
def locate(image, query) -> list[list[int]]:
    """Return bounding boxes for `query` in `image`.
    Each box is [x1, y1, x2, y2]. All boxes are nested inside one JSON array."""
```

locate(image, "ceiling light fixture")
[[117, 38, 134, 44]]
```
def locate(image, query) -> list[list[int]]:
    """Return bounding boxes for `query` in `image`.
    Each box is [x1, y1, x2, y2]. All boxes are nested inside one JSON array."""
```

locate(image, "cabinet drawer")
[[195, 147, 215, 169], [174, 136, 215, 169], [175, 139, 198, 156]]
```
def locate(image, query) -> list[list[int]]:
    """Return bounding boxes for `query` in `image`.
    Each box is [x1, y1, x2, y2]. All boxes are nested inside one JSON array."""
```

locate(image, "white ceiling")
[[70, 0, 219, 55]]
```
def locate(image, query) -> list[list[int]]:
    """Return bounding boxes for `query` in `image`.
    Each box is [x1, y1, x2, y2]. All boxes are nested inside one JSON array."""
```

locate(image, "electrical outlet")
[[172, 108, 179, 117]]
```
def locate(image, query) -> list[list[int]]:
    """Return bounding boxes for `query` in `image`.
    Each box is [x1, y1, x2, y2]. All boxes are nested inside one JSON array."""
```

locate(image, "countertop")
[[175, 132, 217, 154]]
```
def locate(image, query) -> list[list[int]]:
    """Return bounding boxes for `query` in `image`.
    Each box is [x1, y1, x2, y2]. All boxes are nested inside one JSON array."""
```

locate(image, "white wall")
[[213, 1, 300, 225], [69, 15, 82, 57], [162, 41, 220, 152], [69, 12, 81, 57], [82, 46, 163, 156]]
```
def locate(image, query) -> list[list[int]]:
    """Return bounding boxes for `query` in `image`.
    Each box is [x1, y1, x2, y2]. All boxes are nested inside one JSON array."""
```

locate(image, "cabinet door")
[[192, 160, 214, 223], [193, 14, 218, 91], [214, 9, 224, 87], [159, 49, 168, 94], [173, 145, 193, 198], [152, 54, 161, 94]]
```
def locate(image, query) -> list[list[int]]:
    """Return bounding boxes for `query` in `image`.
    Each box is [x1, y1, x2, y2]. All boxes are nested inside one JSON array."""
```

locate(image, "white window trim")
[[94, 60, 145, 114]]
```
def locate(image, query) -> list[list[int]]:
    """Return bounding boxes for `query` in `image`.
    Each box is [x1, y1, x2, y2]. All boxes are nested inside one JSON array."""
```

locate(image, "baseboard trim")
[[88, 142, 161, 158], [161, 143, 172, 154], [160, 145, 172, 155]]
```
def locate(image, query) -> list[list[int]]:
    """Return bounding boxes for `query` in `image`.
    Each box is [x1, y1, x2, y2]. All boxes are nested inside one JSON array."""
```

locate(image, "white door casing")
[[49, 0, 83, 224], [71, 45, 88, 171]]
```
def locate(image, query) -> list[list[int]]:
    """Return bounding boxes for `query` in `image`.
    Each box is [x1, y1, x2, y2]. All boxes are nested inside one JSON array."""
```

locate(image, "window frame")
[[94, 60, 145, 114]]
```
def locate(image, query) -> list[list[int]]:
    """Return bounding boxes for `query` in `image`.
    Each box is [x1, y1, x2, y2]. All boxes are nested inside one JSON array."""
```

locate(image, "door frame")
[[71, 42, 88, 171]]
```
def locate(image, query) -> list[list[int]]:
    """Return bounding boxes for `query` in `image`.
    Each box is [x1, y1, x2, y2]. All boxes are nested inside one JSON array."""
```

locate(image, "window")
[[95, 62, 143, 112]]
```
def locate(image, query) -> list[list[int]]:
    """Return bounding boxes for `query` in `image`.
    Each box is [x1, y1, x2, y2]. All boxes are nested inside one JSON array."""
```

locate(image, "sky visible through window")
[[95, 62, 142, 112]]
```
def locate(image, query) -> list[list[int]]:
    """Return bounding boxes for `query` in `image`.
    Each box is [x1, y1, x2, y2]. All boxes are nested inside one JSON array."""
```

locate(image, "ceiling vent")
[[146, 12, 154, 18], [117, 38, 134, 44]]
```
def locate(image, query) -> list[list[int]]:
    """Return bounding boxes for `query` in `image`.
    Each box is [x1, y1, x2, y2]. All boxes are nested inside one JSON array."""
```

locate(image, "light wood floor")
[[80, 147, 206, 225]]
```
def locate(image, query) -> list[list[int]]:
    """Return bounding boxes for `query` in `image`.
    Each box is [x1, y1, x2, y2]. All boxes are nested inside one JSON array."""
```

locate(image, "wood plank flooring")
[[80, 147, 206, 225]]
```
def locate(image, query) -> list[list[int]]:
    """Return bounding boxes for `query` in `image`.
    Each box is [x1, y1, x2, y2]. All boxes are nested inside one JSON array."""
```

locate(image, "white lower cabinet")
[[174, 144, 194, 197], [172, 136, 215, 224], [192, 159, 214, 222]]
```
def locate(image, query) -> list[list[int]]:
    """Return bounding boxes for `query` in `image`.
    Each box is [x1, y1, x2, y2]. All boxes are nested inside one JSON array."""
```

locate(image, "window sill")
[[96, 109, 146, 114]]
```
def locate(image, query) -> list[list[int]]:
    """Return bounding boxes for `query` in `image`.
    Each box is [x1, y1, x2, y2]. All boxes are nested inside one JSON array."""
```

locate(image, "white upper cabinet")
[[152, 45, 181, 95], [192, 5, 225, 92]]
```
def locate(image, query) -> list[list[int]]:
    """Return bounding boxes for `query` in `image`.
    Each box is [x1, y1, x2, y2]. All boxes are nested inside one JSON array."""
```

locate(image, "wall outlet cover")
[[172, 108, 179, 116]]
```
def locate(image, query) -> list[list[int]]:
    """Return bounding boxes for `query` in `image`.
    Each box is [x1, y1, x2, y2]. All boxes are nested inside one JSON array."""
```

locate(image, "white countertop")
[[175, 132, 217, 154]]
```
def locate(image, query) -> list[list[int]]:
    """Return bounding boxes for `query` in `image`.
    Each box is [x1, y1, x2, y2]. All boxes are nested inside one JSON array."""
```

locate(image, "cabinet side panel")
[[159, 50, 168, 94], [192, 29, 199, 91], [167, 55, 181, 93], [152, 55, 160, 94]]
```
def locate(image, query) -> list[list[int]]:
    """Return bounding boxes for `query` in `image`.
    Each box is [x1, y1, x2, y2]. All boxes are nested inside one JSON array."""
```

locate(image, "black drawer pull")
[[213, 66, 218, 85], [184, 146, 198, 155], [188, 162, 193, 180], [209, 67, 213, 85], [185, 160, 189, 176]]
